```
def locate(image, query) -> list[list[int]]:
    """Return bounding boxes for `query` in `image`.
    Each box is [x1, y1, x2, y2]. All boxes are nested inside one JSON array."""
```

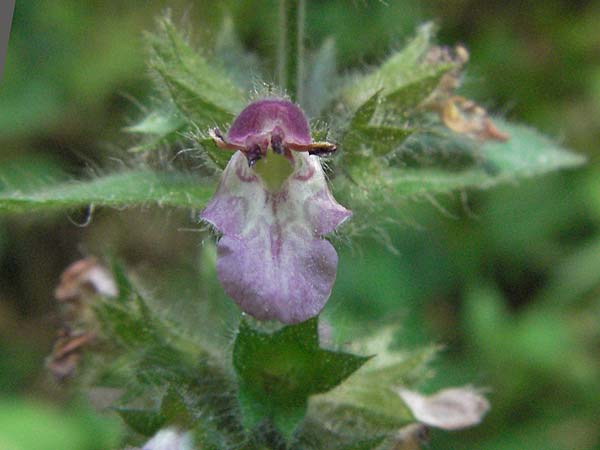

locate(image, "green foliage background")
[[0, 0, 598, 449]]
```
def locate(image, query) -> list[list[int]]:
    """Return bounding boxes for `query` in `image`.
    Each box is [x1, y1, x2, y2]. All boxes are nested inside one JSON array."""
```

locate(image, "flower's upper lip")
[[209, 98, 337, 168], [226, 98, 312, 146]]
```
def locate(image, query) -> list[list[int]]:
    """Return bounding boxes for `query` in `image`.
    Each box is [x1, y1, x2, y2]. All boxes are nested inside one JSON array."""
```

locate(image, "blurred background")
[[0, 1, 599, 449]]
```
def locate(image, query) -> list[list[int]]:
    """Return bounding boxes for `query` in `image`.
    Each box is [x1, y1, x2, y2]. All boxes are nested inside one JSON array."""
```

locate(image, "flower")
[[200, 98, 350, 324]]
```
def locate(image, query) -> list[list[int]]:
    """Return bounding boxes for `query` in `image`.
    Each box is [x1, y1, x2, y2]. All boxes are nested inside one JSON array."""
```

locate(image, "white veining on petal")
[[200, 151, 350, 323]]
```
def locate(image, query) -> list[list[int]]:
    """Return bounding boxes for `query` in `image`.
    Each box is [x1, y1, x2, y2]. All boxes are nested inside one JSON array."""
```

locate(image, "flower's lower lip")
[[200, 150, 351, 324]]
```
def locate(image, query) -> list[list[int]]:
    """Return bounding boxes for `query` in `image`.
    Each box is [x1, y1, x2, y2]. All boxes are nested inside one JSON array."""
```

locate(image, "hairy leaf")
[[339, 23, 453, 113], [309, 332, 437, 437], [0, 170, 214, 213], [125, 110, 187, 153], [116, 387, 193, 438], [233, 318, 369, 439], [116, 408, 166, 437], [336, 121, 584, 216], [188, 131, 235, 171], [388, 121, 585, 195], [92, 268, 247, 447], [0, 156, 69, 193], [147, 14, 246, 128]]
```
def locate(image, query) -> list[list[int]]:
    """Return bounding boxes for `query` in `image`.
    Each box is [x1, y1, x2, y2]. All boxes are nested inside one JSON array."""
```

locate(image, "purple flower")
[[201, 98, 350, 324]]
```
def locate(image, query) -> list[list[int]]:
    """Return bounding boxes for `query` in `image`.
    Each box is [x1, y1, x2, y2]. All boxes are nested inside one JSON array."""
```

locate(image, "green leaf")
[[341, 91, 415, 161], [380, 71, 447, 120], [309, 332, 437, 437], [337, 436, 386, 450], [94, 277, 241, 445], [95, 288, 211, 380], [343, 124, 414, 160], [339, 23, 453, 113], [115, 389, 192, 437], [125, 110, 187, 153], [336, 121, 585, 216], [0, 170, 214, 213], [125, 110, 185, 136], [0, 155, 69, 193], [348, 90, 381, 128], [93, 267, 214, 387], [116, 408, 165, 437], [389, 127, 480, 170], [295, 418, 385, 450], [159, 388, 193, 429], [387, 121, 585, 196], [96, 296, 162, 350], [147, 14, 246, 129], [233, 318, 369, 439], [189, 131, 235, 171], [338, 24, 454, 162], [109, 259, 135, 304]]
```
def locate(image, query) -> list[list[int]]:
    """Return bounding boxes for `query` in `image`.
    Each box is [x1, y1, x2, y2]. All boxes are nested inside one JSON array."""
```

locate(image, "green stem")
[[276, 0, 306, 103], [277, 0, 288, 90], [296, 0, 306, 106]]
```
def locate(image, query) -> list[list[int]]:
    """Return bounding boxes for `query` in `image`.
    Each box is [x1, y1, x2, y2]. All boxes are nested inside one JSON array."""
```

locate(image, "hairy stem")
[[276, 0, 306, 103], [296, 0, 306, 106], [277, 0, 288, 90]]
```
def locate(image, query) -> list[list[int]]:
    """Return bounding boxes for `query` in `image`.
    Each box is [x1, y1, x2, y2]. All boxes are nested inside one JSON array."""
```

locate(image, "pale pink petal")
[[397, 386, 490, 430], [201, 151, 350, 323]]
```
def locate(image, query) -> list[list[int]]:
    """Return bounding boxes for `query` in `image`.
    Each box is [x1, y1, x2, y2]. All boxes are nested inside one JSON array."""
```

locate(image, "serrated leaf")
[[309, 337, 437, 437], [348, 90, 381, 128], [117, 388, 194, 439], [343, 125, 415, 160], [233, 318, 369, 439], [116, 408, 166, 437], [0, 170, 214, 213], [147, 14, 245, 128], [94, 271, 241, 445], [340, 23, 452, 112], [93, 270, 213, 386], [159, 388, 193, 428], [125, 110, 185, 136], [190, 132, 234, 171], [95, 296, 163, 350], [95, 292, 211, 387], [342, 91, 415, 160], [380, 71, 447, 120], [336, 121, 584, 214], [109, 259, 135, 304], [387, 121, 585, 196], [339, 25, 453, 162], [126, 110, 187, 153]]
